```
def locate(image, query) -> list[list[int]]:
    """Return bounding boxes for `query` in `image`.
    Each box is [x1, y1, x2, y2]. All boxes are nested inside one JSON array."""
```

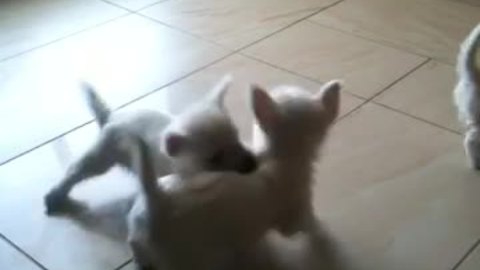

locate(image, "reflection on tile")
[[374, 61, 460, 132], [312, 103, 480, 269], [132, 54, 363, 143], [0, 0, 126, 60], [244, 21, 424, 98], [449, 0, 480, 7], [0, 55, 361, 270], [457, 242, 480, 270], [106, 0, 164, 10], [0, 238, 41, 270], [0, 122, 135, 270], [140, 0, 337, 49], [310, 0, 480, 64], [118, 261, 136, 270], [0, 14, 228, 165]]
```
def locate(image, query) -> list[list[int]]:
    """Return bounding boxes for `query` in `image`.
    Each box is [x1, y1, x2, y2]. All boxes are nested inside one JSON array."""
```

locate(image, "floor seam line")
[[307, 19, 454, 66], [234, 0, 346, 53], [0, 233, 49, 270], [452, 237, 480, 270], [328, 58, 432, 124], [114, 258, 133, 270], [372, 101, 462, 135], [0, 1, 346, 165], [0, 12, 132, 64], [0, 51, 236, 167], [239, 52, 364, 100]]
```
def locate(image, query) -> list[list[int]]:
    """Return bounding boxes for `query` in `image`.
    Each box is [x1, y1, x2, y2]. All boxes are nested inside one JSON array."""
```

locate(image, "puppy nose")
[[238, 154, 257, 174]]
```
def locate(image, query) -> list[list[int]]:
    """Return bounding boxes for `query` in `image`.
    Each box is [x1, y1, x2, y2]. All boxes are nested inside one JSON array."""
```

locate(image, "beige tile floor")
[[0, 0, 479, 269]]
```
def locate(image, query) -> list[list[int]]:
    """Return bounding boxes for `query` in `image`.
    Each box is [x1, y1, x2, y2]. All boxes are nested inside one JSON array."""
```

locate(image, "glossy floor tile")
[[142, 54, 364, 142], [0, 238, 41, 270], [243, 21, 425, 98], [0, 14, 228, 165], [0, 55, 361, 270], [0, 123, 134, 270], [309, 0, 480, 64], [1, 0, 480, 269], [374, 60, 461, 132], [457, 242, 480, 270], [105, 0, 164, 10], [451, 0, 480, 7], [0, 0, 126, 61], [313, 103, 480, 270], [140, 0, 338, 50]]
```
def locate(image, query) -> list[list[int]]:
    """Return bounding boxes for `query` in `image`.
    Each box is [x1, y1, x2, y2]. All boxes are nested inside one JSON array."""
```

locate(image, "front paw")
[[44, 188, 69, 215]]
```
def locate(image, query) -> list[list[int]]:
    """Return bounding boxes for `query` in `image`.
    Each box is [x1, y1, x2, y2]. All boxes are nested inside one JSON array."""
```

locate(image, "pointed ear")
[[315, 80, 342, 121], [251, 84, 278, 132], [208, 74, 232, 108], [163, 133, 187, 157]]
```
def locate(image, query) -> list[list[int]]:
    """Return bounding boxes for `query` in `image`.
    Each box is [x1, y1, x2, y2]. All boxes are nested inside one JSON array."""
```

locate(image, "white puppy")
[[44, 76, 257, 214], [129, 80, 341, 270], [454, 23, 480, 169]]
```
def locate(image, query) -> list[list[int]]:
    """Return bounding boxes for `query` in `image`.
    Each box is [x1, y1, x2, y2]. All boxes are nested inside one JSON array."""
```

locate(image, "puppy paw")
[[44, 189, 69, 215]]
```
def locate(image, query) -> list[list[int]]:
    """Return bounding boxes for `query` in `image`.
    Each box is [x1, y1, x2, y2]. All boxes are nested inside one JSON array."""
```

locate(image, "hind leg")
[[127, 204, 155, 270], [464, 127, 480, 170], [44, 129, 121, 214]]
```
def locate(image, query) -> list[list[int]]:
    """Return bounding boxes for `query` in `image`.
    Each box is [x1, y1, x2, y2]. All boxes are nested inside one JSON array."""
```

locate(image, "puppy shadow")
[[245, 223, 350, 270], [48, 195, 135, 242]]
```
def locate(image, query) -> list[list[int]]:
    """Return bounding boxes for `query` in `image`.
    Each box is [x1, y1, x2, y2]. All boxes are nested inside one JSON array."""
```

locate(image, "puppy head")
[[251, 80, 341, 152], [162, 75, 257, 175]]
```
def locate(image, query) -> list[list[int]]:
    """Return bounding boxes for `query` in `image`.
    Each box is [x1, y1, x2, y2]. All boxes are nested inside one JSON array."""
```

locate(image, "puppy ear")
[[251, 84, 278, 131], [208, 74, 232, 108], [163, 133, 186, 157], [315, 80, 342, 122]]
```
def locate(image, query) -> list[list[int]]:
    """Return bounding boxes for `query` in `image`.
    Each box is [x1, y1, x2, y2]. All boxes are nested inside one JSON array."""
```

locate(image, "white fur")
[[44, 75, 256, 217], [454, 23, 480, 169], [130, 80, 341, 269]]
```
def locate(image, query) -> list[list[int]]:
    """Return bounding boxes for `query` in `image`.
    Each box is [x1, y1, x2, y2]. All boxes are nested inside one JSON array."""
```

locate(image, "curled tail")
[[131, 136, 170, 216], [81, 82, 111, 127], [458, 23, 480, 82]]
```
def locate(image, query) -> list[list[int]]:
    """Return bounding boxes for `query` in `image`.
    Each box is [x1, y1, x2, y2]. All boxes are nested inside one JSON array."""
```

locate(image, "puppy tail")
[[81, 82, 111, 127], [457, 23, 480, 83], [131, 135, 170, 215]]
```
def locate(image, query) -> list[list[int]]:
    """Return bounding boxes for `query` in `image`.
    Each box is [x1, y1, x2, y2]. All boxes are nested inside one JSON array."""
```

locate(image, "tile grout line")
[[132, 11, 230, 49], [372, 101, 462, 135], [364, 58, 431, 102], [0, 51, 236, 167], [0, 12, 132, 64], [307, 19, 454, 66], [245, 53, 457, 135], [114, 258, 133, 270], [0, 0, 346, 166], [99, 0, 170, 13], [0, 233, 49, 270], [239, 52, 365, 100], [133, 0, 347, 54], [99, 0, 137, 12], [451, 237, 480, 270], [234, 0, 346, 53], [328, 58, 440, 127]]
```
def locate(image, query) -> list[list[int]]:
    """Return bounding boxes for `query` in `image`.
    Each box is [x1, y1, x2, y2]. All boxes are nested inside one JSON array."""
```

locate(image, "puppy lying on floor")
[[130, 80, 341, 270], [44, 76, 257, 214], [454, 23, 480, 169]]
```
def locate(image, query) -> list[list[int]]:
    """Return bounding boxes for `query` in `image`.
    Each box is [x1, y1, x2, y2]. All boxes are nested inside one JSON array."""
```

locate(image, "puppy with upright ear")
[[315, 80, 342, 123], [251, 85, 280, 134], [208, 74, 232, 109]]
